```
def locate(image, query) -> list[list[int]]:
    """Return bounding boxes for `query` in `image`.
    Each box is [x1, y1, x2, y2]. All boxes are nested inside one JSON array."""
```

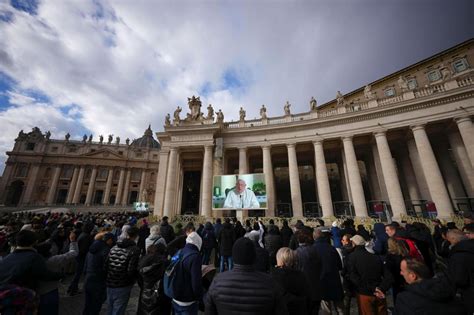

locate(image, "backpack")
[[396, 236, 424, 261], [163, 249, 198, 299]]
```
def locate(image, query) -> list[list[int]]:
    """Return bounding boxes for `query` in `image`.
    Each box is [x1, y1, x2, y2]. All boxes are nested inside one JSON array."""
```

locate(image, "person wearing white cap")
[[346, 235, 393, 315], [170, 231, 203, 315]]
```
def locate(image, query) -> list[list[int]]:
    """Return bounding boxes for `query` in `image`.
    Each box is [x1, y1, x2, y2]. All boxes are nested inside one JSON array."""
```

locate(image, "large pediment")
[[81, 148, 125, 159]]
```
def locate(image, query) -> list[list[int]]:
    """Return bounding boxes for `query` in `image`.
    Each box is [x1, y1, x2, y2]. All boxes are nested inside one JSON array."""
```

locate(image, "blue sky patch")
[[10, 0, 38, 15]]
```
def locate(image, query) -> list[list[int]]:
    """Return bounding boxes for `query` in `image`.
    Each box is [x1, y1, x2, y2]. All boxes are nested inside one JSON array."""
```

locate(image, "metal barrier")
[[333, 201, 354, 217], [367, 200, 392, 223], [453, 197, 474, 213], [276, 203, 292, 217], [303, 202, 322, 217]]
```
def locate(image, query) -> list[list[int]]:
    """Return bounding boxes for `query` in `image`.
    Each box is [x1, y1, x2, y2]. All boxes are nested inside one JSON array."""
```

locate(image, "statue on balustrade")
[[364, 85, 376, 99], [284, 101, 291, 115], [165, 113, 171, 126], [441, 64, 452, 80], [82, 134, 87, 143], [65, 133, 70, 141], [173, 106, 182, 123], [336, 91, 344, 106], [186, 96, 204, 121], [310, 97, 317, 111], [207, 104, 215, 120], [116, 136, 120, 145], [397, 76, 409, 92], [99, 135, 104, 144], [239, 107, 246, 121], [108, 135, 113, 144], [260, 105, 267, 119], [216, 109, 224, 124], [126, 138, 130, 145], [88, 134, 93, 143]]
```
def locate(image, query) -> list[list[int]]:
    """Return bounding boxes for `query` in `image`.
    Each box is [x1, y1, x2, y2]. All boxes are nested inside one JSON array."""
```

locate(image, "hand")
[[374, 288, 385, 299], [69, 231, 77, 242]]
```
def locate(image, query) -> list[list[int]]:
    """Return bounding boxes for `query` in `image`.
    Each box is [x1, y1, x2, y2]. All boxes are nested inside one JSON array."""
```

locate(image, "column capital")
[[410, 124, 426, 132], [204, 144, 214, 150], [312, 136, 325, 145], [454, 116, 472, 124], [341, 136, 353, 142], [169, 147, 179, 152], [373, 129, 388, 138], [286, 143, 296, 149], [261, 144, 272, 150]]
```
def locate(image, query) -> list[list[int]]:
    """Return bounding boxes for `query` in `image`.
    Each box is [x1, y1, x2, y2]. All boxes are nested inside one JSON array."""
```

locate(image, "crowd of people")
[[0, 209, 473, 315]]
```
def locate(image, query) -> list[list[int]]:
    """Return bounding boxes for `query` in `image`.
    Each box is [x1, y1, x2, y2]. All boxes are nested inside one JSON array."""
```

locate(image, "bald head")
[[446, 229, 467, 246]]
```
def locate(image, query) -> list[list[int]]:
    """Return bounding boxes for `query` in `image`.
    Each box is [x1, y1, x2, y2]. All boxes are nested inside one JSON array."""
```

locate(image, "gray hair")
[[150, 224, 161, 236]]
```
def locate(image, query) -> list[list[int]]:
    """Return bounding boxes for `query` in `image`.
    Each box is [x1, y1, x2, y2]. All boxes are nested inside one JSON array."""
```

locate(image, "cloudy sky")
[[0, 0, 472, 173]]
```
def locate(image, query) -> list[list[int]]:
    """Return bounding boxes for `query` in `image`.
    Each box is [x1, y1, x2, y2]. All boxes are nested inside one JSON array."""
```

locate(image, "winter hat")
[[350, 235, 366, 246], [186, 232, 202, 251], [233, 237, 256, 265]]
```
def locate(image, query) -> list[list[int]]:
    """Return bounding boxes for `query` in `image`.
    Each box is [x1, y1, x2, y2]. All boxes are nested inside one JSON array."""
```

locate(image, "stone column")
[[407, 138, 431, 201], [103, 168, 114, 205], [435, 140, 467, 203], [313, 139, 334, 217], [139, 169, 147, 202], [372, 143, 389, 202], [72, 166, 85, 204], [154, 150, 170, 216], [201, 145, 213, 218], [22, 164, 40, 205], [121, 169, 132, 205], [262, 145, 276, 216], [399, 150, 422, 202], [449, 132, 474, 196], [411, 125, 453, 218], [287, 143, 303, 217], [342, 137, 368, 217], [46, 166, 62, 205], [114, 168, 125, 205], [374, 131, 407, 219], [85, 167, 98, 206], [163, 148, 179, 217], [455, 117, 474, 167], [238, 147, 249, 174], [66, 167, 79, 204]]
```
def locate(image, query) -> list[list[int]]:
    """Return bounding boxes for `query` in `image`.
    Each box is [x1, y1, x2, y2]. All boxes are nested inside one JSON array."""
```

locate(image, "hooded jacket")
[[218, 222, 235, 256], [84, 240, 111, 280], [372, 223, 388, 256], [159, 222, 175, 244], [395, 275, 467, 315], [105, 238, 141, 288], [449, 239, 474, 313]]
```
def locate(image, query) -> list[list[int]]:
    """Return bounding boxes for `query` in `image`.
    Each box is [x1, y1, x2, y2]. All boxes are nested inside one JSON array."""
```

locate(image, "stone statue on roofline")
[[173, 106, 182, 123], [207, 104, 215, 120], [108, 135, 113, 144], [284, 101, 291, 115], [126, 138, 130, 145], [186, 95, 204, 121], [260, 105, 267, 119], [88, 134, 93, 143], [165, 113, 171, 126], [364, 85, 376, 99], [45, 131, 51, 140], [310, 97, 317, 111], [82, 134, 87, 143], [441, 63, 452, 81], [336, 91, 344, 106], [239, 107, 246, 121], [99, 135, 104, 144], [116, 136, 120, 145], [65, 133, 70, 141], [216, 109, 224, 124]]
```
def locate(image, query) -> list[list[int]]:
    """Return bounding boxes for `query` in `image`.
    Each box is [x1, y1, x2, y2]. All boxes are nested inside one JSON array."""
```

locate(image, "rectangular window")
[[26, 143, 35, 151], [407, 78, 418, 90], [97, 168, 108, 180], [453, 58, 469, 73], [16, 164, 28, 177], [68, 146, 77, 153], [427, 69, 441, 82], [384, 87, 395, 97]]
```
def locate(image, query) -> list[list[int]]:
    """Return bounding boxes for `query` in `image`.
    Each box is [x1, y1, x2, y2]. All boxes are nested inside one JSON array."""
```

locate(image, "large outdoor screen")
[[212, 174, 267, 210]]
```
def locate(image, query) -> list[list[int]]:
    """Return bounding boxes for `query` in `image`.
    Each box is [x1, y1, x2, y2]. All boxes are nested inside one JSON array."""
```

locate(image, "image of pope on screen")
[[212, 174, 266, 210], [223, 179, 260, 209]]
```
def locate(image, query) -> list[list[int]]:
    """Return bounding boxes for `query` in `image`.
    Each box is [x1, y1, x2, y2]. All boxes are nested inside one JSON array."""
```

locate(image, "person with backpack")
[[145, 225, 167, 254], [105, 226, 141, 315], [165, 231, 203, 315], [385, 223, 423, 262]]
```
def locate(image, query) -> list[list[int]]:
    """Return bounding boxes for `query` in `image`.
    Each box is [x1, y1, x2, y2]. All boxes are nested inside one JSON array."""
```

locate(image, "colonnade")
[[155, 116, 473, 220]]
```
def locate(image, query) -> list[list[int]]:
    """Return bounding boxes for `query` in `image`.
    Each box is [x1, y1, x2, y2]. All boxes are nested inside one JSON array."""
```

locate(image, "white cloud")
[[0, 0, 472, 174]]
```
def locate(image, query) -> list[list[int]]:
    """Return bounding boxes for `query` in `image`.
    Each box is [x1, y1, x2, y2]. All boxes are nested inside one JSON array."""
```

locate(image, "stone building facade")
[[1, 39, 474, 220]]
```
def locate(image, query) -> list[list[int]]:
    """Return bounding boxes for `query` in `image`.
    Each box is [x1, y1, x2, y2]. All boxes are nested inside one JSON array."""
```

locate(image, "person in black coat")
[[159, 217, 175, 244], [82, 232, 114, 315], [234, 221, 246, 239], [247, 229, 270, 272], [265, 225, 283, 268], [272, 247, 310, 315], [205, 237, 288, 315], [447, 230, 474, 313], [280, 220, 293, 248], [218, 219, 235, 272], [201, 222, 217, 265], [68, 221, 94, 295], [313, 229, 344, 314], [396, 257, 466, 315], [385, 237, 409, 303], [346, 235, 393, 315], [137, 243, 171, 315], [294, 227, 322, 315]]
